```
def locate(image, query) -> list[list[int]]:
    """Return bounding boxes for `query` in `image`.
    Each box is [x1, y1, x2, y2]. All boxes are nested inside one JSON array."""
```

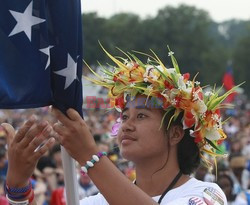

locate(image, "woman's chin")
[[120, 150, 134, 161]]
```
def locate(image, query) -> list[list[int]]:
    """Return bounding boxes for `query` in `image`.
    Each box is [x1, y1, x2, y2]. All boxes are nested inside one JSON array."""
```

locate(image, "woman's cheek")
[[116, 128, 123, 143]]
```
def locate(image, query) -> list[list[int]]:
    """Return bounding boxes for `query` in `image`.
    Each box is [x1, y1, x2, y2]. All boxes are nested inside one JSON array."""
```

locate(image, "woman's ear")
[[168, 125, 184, 146]]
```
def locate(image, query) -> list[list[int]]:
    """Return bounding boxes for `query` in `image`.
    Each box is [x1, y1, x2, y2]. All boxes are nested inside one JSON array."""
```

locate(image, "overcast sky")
[[81, 0, 250, 22]]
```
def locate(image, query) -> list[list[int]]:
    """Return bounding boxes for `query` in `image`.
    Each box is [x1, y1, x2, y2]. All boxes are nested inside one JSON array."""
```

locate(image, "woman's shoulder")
[[185, 177, 223, 190], [80, 193, 108, 205], [162, 177, 227, 205]]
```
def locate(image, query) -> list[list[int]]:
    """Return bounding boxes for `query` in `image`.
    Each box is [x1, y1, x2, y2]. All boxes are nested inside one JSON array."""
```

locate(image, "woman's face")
[[117, 96, 168, 162]]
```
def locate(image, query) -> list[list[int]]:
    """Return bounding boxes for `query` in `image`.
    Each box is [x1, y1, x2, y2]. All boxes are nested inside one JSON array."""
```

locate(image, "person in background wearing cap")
[[2, 47, 234, 204]]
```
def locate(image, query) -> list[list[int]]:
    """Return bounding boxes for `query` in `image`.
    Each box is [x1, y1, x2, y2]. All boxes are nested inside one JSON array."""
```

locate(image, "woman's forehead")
[[125, 96, 163, 109]]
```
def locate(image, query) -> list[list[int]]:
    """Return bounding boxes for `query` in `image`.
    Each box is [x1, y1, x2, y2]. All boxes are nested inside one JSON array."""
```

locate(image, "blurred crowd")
[[0, 93, 249, 204]]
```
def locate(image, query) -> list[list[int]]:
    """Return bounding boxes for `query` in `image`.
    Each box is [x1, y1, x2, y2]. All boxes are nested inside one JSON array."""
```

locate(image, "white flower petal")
[[156, 65, 164, 72], [177, 76, 186, 90], [205, 128, 221, 141], [195, 100, 207, 114], [166, 68, 176, 74]]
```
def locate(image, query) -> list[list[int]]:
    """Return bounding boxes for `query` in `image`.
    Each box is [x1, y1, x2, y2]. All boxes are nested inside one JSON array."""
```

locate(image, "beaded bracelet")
[[80, 151, 107, 174]]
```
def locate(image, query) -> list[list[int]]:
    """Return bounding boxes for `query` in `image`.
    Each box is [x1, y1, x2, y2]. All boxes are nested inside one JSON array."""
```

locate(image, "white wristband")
[[6, 194, 29, 205]]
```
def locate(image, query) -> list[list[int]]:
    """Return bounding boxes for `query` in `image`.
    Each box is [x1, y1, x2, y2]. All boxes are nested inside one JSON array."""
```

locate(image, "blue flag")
[[0, 0, 83, 115]]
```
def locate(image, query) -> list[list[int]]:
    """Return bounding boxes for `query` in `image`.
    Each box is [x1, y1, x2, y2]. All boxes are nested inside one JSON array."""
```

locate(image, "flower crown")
[[85, 45, 240, 165]]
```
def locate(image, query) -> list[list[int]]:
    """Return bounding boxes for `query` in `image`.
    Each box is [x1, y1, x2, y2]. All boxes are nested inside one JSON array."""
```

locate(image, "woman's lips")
[[121, 135, 136, 145]]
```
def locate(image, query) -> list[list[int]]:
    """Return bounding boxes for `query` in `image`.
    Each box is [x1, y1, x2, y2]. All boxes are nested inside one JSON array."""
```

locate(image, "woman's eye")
[[137, 113, 146, 118], [121, 114, 128, 121]]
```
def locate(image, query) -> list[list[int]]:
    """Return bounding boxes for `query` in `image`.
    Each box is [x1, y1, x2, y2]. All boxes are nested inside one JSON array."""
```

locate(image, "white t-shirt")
[[80, 178, 227, 205]]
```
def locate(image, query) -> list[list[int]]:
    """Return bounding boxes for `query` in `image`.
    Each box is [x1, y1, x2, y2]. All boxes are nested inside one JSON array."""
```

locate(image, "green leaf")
[[116, 47, 133, 62], [170, 73, 178, 87], [206, 138, 224, 154], [152, 65, 168, 80], [167, 45, 180, 73], [128, 53, 146, 70]]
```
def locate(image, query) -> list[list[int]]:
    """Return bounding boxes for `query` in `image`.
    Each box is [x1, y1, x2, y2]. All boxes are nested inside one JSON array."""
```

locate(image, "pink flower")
[[110, 118, 121, 137]]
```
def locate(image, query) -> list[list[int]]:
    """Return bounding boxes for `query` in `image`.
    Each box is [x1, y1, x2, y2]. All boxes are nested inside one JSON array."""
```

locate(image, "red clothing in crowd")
[[50, 187, 66, 205], [0, 196, 8, 205]]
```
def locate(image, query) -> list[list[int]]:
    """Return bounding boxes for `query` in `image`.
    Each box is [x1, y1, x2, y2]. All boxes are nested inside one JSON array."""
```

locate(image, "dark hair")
[[217, 174, 234, 188], [163, 110, 200, 175], [177, 128, 200, 174], [217, 174, 236, 201], [50, 143, 61, 156]]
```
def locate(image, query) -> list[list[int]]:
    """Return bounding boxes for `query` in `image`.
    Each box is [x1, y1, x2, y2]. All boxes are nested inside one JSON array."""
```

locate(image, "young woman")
[[2, 48, 232, 204]]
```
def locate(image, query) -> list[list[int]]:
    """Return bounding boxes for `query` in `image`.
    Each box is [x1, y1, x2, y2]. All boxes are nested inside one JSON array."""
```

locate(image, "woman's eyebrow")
[[122, 107, 128, 114], [122, 106, 152, 114], [135, 106, 152, 111]]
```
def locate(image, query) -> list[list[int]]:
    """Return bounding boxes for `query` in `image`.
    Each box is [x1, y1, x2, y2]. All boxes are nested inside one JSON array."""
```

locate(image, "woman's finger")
[[51, 107, 72, 127], [14, 115, 37, 143], [19, 121, 49, 148], [53, 122, 68, 136], [50, 130, 59, 141], [32, 137, 55, 160], [53, 132, 63, 146], [27, 125, 52, 152], [1, 123, 15, 147], [66, 108, 82, 121]]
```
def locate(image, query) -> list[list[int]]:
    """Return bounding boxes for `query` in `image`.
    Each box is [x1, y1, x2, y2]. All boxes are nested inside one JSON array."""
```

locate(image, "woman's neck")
[[134, 152, 184, 197]]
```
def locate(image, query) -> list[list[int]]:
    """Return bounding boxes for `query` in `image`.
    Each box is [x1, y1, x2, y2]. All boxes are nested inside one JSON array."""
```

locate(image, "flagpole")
[[61, 146, 80, 205]]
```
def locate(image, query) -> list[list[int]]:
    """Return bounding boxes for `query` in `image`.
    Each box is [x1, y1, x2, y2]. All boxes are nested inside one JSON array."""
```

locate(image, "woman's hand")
[[52, 108, 98, 165], [1, 116, 55, 188]]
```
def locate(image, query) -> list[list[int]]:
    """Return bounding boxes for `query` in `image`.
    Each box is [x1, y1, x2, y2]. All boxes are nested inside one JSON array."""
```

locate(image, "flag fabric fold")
[[0, 0, 83, 115]]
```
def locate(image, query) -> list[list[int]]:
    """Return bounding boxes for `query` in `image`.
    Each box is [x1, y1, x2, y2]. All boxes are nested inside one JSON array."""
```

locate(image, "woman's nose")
[[121, 118, 135, 132]]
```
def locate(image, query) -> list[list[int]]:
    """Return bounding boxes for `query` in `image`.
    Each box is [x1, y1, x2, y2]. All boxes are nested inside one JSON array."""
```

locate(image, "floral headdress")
[[85, 44, 241, 166]]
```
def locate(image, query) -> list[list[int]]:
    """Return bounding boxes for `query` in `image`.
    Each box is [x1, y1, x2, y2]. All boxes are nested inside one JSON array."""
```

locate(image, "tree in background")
[[232, 25, 250, 94]]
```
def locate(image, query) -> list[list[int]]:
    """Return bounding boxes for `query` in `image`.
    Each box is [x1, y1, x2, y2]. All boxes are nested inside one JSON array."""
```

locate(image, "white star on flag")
[[54, 54, 78, 89], [40, 45, 54, 70], [9, 1, 45, 41]]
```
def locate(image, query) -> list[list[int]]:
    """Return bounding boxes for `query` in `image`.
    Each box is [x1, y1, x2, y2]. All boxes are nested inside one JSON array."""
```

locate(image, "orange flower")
[[183, 110, 196, 128], [115, 96, 125, 109], [194, 131, 203, 143], [164, 80, 174, 90], [174, 96, 182, 108], [203, 111, 218, 129], [192, 86, 203, 101], [109, 98, 115, 108], [157, 93, 171, 109]]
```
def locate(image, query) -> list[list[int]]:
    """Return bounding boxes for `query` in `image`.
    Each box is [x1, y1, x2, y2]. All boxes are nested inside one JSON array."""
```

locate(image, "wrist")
[[78, 146, 99, 166], [6, 176, 30, 189]]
